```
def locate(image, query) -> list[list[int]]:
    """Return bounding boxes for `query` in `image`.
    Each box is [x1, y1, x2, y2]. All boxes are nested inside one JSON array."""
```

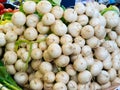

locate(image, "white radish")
[[36, 0, 52, 14], [64, 8, 77, 22], [23, 1, 36, 14], [26, 14, 39, 27], [51, 6, 64, 19], [78, 70, 92, 84], [12, 12, 26, 27]]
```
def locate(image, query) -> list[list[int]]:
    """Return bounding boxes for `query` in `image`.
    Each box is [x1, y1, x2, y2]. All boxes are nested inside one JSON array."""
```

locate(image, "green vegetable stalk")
[[0, 61, 22, 90]]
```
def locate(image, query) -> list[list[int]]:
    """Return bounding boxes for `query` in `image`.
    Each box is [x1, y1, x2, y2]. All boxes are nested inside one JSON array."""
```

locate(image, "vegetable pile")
[[0, 0, 120, 90]]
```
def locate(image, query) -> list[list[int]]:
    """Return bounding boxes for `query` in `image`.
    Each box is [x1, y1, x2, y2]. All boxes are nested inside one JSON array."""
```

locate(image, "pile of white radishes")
[[0, 0, 120, 90]]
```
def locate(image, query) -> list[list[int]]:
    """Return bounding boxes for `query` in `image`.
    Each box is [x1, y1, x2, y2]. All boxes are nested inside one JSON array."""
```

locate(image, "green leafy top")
[[0, 61, 22, 90], [101, 5, 119, 15]]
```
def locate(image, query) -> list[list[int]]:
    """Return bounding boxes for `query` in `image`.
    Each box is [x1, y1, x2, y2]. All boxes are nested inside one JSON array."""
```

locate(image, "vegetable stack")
[[0, 0, 120, 90]]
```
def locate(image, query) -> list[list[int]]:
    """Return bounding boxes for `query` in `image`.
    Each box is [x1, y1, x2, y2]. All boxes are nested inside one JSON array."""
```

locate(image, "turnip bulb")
[[36, 0, 52, 14], [23, 1, 36, 14], [12, 12, 26, 27]]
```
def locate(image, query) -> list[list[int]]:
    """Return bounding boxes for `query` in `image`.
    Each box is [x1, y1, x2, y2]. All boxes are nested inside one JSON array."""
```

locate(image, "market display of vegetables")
[[0, 0, 120, 90]]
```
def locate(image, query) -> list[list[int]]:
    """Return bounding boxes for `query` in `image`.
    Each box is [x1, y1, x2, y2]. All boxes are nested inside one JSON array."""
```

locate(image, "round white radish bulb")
[[47, 43, 62, 58], [81, 25, 94, 39], [74, 2, 86, 15], [30, 78, 43, 90], [14, 72, 28, 85], [78, 70, 92, 84], [26, 14, 39, 27], [77, 14, 89, 26], [36, 0, 52, 14], [51, 20, 67, 36], [97, 70, 110, 85], [4, 51, 17, 65], [12, 12, 26, 27], [37, 22, 49, 34], [51, 6, 64, 19], [24, 27, 38, 40], [53, 82, 67, 90], [0, 32, 6, 47], [23, 1, 36, 14], [64, 8, 77, 22], [42, 13, 55, 25], [68, 22, 82, 37]]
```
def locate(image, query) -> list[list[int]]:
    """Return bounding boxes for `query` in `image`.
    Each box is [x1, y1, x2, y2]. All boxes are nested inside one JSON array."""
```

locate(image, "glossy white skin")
[[97, 70, 110, 85], [30, 78, 43, 90], [67, 80, 77, 90], [0, 32, 6, 47], [90, 82, 101, 90], [14, 72, 28, 85], [12, 12, 26, 27], [46, 34, 59, 45], [94, 25, 106, 39], [81, 45, 92, 57], [101, 82, 111, 90], [94, 47, 109, 61], [51, 6, 64, 19], [15, 59, 26, 71], [64, 8, 77, 22], [78, 70, 92, 84], [78, 82, 90, 90], [36, 0, 52, 14], [24, 27, 38, 41], [42, 13, 55, 25], [65, 64, 76, 76], [53, 82, 67, 90], [47, 43, 62, 58], [37, 22, 49, 34], [39, 62, 53, 74], [39, 41, 47, 51], [90, 61, 103, 76], [103, 11, 119, 28], [102, 41, 118, 53], [5, 31, 17, 42], [108, 31, 117, 40], [31, 60, 41, 71], [84, 56, 94, 67], [26, 14, 39, 27], [68, 22, 82, 37], [77, 14, 89, 26], [21, 51, 29, 62], [17, 48, 26, 58], [3, 22, 13, 33], [31, 48, 42, 60], [108, 68, 117, 81], [56, 71, 69, 84], [62, 43, 74, 56], [51, 20, 67, 36], [115, 22, 120, 35], [54, 55, 70, 67], [74, 36, 85, 47], [87, 36, 100, 48], [72, 43, 81, 55], [4, 51, 17, 65], [43, 72, 55, 83], [73, 57, 87, 72], [44, 82, 53, 90], [23, 1, 36, 14], [43, 50, 53, 62], [60, 34, 73, 45], [81, 25, 94, 39], [89, 18, 100, 27], [103, 55, 112, 70], [116, 36, 120, 47], [74, 2, 86, 15], [13, 26, 25, 35], [6, 65, 16, 75]]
